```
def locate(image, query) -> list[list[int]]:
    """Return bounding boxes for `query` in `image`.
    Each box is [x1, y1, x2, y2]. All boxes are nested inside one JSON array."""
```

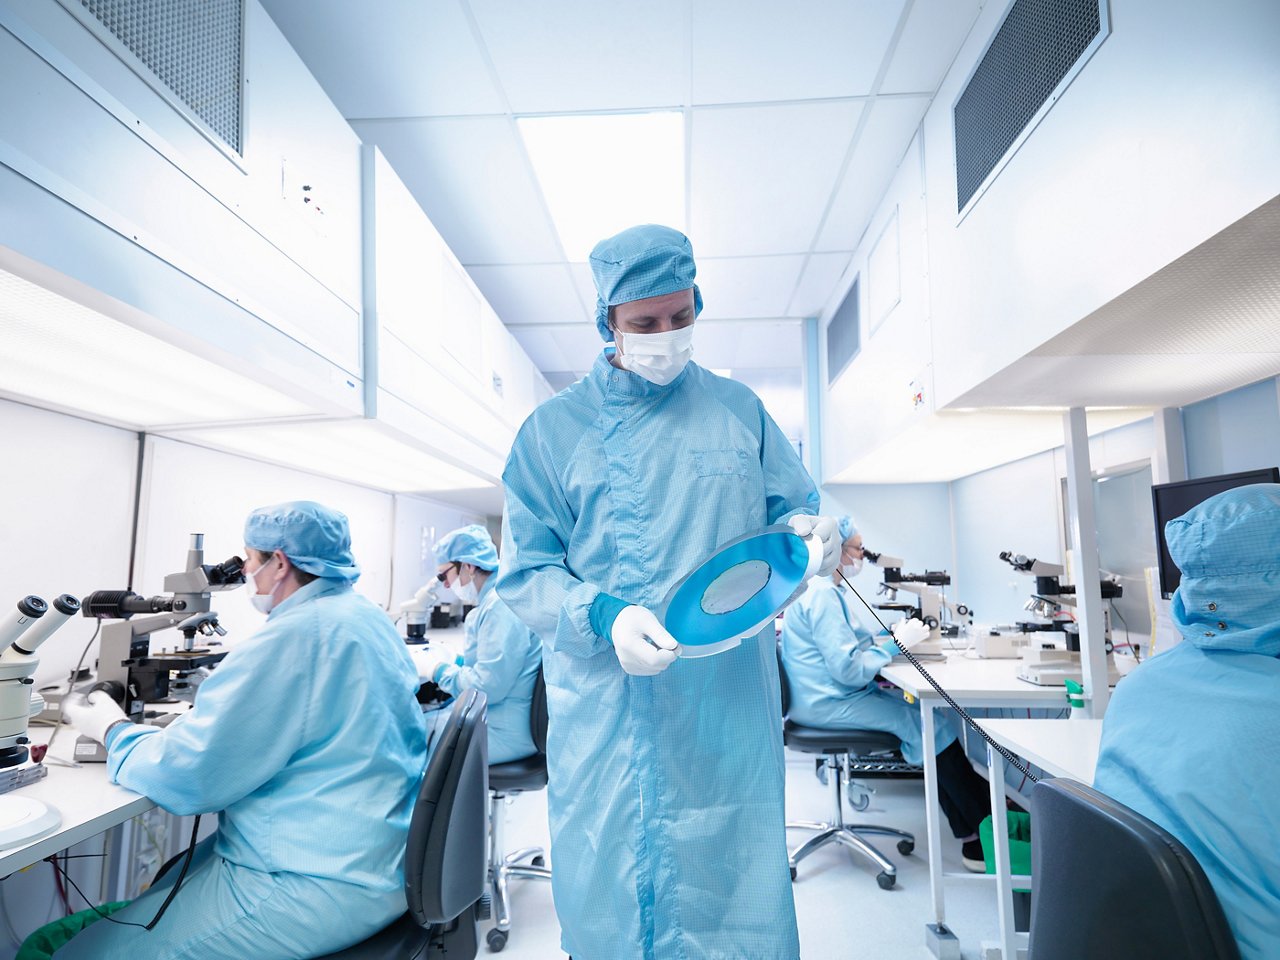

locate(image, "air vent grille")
[[954, 0, 1102, 212], [80, 0, 244, 153]]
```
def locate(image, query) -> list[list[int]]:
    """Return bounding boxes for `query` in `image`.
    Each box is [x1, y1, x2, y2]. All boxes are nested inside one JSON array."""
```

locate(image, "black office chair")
[[778, 651, 915, 890], [1028, 778, 1240, 960], [316, 689, 490, 960], [484, 666, 551, 953]]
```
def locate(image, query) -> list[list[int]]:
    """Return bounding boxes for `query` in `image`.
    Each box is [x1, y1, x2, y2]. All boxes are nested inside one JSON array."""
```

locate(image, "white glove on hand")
[[891, 617, 932, 652], [788, 514, 841, 576], [63, 690, 128, 745], [612, 605, 680, 676], [415, 645, 456, 683]]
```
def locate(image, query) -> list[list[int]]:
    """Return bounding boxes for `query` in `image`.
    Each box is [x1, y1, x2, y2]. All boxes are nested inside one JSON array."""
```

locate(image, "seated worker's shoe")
[[961, 839, 986, 873]]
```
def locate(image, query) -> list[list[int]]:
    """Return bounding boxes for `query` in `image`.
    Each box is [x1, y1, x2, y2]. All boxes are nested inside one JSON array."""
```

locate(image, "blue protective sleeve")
[[589, 593, 631, 640], [103, 720, 135, 750]]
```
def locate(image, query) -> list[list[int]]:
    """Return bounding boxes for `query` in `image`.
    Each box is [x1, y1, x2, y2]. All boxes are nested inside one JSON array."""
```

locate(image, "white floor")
[[482, 755, 1006, 959]]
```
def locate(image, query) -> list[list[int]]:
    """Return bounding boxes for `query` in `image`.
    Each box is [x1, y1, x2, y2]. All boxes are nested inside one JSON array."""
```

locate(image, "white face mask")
[[244, 560, 280, 615], [616, 326, 694, 386], [453, 573, 479, 605], [842, 558, 864, 578]]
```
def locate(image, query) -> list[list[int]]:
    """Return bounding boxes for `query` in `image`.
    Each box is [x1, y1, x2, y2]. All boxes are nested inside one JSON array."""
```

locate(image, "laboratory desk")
[[978, 719, 1103, 960], [877, 655, 1075, 960], [0, 724, 153, 878]]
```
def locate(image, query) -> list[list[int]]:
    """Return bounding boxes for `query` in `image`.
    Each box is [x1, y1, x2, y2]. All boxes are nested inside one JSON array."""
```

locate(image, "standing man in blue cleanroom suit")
[[57, 501, 427, 960], [497, 224, 843, 960], [418, 523, 541, 763], [1094, 484, 1280, 959], [781, 515, 993, 870]]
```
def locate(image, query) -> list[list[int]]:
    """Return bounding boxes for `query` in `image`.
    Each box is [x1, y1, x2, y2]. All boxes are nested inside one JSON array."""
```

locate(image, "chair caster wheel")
[[487, 928, 508, 952], [897, 839, 915, 856], [532, 855, 546, 867], [877, 871, 896, 890], [789, 866, 798, 881]]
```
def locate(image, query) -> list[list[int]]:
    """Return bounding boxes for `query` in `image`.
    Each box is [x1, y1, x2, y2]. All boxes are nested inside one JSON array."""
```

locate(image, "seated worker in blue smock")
[[52, 501, 428, 960], [418, 524, 541, 763], [1094, 484, 1280, 960], [780, 515, 992, 871]]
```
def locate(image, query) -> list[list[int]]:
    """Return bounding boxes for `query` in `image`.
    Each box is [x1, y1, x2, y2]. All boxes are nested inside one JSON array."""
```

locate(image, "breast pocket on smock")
[[693, 448, 751, 480]]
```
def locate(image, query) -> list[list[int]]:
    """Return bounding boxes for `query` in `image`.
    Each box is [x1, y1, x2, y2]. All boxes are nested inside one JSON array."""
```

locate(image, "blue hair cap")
[[838, 515, 858, 542], [433, 524, 500, 572], [590, 224, 703, 341], [244, 501, 361, 582]]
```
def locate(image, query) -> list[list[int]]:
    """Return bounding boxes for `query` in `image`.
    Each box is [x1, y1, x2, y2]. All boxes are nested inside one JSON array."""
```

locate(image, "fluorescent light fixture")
[[518, 112, 685, 261], [172, 419, 493, 493], [0, 269, 308, 427]]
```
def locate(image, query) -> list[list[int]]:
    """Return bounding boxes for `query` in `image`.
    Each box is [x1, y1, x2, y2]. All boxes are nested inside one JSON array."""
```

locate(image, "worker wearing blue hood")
[[56, 502, 427, 959], [498, 225, 840, 959], [1094, 483, 1280, 959]]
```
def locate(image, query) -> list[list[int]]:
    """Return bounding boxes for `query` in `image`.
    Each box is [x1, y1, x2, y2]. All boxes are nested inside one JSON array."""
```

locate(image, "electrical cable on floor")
[[48, 815, 201, 931], [837, 568, 1041, 785]]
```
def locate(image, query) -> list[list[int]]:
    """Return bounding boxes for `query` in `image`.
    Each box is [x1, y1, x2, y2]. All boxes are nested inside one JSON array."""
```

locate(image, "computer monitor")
[[1151, 467, 1280, 598]]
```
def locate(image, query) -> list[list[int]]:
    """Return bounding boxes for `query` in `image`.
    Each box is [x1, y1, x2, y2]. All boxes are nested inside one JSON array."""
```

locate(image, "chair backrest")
[[529, 664, 548, 755], [405, 689, 489, 927], [1029, 778, 1240, 960]]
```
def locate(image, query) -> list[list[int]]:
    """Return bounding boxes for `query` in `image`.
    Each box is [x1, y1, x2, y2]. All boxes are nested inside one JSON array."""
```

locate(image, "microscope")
[[997, 551, 1123, 685], [398, 581, 442, 645], [0, 594, 80, 790], [862, 549, 973, 656], [78, 535, 244, 759]]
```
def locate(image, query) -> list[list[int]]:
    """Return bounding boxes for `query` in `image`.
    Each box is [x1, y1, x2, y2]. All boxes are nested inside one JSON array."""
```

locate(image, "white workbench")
[[976, 718, 1104, 960], [877, 655, 1074, 959], [0, 724, 153, 877]]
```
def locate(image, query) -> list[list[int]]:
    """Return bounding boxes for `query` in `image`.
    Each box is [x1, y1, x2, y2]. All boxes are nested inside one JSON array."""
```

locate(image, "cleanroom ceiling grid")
[[76, 0, 244, 153], [953, 0, 1102, 212]]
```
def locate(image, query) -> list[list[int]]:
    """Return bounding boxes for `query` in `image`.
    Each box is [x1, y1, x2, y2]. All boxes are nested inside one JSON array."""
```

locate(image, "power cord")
[[836, 568, 1041, 785], [42, 621, 101, 757], [46, 815, 201, 931]]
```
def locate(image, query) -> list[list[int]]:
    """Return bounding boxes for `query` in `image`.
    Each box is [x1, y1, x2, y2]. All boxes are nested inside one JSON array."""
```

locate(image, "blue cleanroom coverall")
[[55, 578, 428, 960], [780, 577, 956, 765], [498, 353, 819, 960], [429, 574, 541, 764], [1094, 484, 1280, 960]]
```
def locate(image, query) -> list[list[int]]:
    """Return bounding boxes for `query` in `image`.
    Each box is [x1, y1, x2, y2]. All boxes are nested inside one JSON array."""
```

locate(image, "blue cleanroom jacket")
[[780, 577, 955, 764], [1094, 484, 1280, 960], [58, 578, 427, 960], [432, 574, 541, 764], [497, 354, 818, 960]]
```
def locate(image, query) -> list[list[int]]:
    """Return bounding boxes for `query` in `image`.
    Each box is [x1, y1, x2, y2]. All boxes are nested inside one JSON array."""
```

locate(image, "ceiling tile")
[[694, 320, 803, 369], [549, 325, 607, 371], [695, 256, 807, 319], [261, 0, 505, 118], [789, 252, 854, 316], [509, 327, 572, 372], [352, 116, 563, 264], [469, 0, 688, 113], [879, 0, 984, 95], [691, 0, 905, 104], [816, 96, 929, 251], [691, 101, 864, 257], [466, 264, 588, 326]]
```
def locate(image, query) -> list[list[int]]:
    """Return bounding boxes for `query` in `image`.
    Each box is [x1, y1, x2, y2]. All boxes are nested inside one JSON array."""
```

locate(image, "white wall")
[[1182, 376, 1280, 478], [820, 482, 955, 633], [926, 0, 1280, 408]]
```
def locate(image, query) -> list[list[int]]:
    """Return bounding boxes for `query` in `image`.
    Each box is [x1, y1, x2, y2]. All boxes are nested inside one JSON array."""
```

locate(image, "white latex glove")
[[891, 617, 932, 652], [63, 690, 129, 745], [788, 514, 841, 576], [611, 605, 680, 676], [415, 645, 457, 683]]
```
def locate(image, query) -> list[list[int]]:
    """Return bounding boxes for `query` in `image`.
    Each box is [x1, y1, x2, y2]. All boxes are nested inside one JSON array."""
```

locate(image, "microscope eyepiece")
[[206, 555, 245, 585]]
